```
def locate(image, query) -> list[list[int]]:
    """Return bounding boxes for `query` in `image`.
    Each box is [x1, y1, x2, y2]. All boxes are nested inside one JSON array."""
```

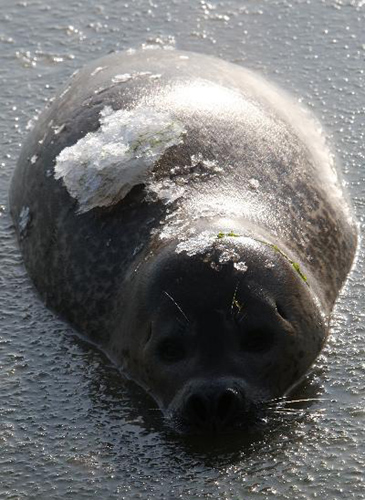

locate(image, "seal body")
[[9, 49, 357, 433]]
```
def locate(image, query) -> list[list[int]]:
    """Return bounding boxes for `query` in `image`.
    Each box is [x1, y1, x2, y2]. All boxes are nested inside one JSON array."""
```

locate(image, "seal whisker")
[[265, 397, 329, 408], [230, 281, 240, 317], [266, 396, 287, 403], [266, 395, 323, 403], [277, 398, 328, 404], [266, 404, 327, 423], [269, 407, 326, 414], [163, 290, 190, 324], [237, 300, 253, 324], [270, 410, 308, 416], [269, 408, 309, 413]]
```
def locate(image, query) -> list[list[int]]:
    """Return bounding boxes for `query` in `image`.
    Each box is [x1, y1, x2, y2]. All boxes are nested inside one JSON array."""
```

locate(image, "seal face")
[[9, 49, 357, 434]]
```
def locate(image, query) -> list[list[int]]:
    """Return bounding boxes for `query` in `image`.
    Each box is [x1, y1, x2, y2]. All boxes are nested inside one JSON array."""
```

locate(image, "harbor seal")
[[9, 49, 357, 434]]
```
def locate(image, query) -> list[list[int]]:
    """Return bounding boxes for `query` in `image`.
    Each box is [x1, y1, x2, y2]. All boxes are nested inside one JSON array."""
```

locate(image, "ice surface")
[[111, 71, 161, 84], [248, 178, 260, 190], [146, 153, 224, 205], [18, 206, 30, 234], [54, 105, 186, 213], [175, 230, 250, 273], [233, 261, 248, 272], [90, 66, 107, 76], [146, 178, 186, 204]]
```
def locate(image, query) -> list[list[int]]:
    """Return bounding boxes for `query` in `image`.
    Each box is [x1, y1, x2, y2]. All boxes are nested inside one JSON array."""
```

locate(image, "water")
[[1, 0, 364, 498]]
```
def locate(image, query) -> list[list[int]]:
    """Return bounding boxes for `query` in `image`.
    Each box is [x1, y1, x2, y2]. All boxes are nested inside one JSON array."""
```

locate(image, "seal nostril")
[[186, 394, 208, 423], [217, 389, 239, 422]]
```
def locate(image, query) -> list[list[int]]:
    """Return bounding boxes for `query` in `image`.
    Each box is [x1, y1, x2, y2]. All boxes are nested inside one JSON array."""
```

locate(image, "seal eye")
[[240, 329, 274, 352], [157, 339, 186, 363]]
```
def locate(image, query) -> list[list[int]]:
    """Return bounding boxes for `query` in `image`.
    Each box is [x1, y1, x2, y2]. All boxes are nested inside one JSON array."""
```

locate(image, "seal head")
[[113, 236, 325, 433]]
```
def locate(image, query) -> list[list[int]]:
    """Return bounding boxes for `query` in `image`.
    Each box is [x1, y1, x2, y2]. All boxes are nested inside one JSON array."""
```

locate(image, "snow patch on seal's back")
[[54, 106, 186, 213]]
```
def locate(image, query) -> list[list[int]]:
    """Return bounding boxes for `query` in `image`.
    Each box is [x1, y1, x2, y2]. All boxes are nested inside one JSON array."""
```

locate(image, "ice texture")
[[54, 106, 186, 213], [146, 153, 225, 206], [19, 206, 30, 234], [90, 66, 107, 76], [175, 230, 250, 273], [233, 261, 248, 272], [146, 178, 186, 204], [111, 72, 161, 84]]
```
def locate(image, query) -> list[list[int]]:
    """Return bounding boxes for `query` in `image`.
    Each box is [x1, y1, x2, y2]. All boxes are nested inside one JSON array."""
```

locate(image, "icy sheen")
[[54, 106, 186, 213]]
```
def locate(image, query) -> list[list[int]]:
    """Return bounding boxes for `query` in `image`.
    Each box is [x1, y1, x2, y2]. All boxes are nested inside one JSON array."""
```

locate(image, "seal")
[[9, 49, 357, 434]]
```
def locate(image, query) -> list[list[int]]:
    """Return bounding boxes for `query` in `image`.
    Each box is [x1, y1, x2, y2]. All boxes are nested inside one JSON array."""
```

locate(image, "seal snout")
[[175, 381, 253, 434]]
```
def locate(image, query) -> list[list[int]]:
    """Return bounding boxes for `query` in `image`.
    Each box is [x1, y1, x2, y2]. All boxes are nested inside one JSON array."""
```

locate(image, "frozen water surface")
[[0, 0, 364, 499], [18, 206, 30, 235]]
